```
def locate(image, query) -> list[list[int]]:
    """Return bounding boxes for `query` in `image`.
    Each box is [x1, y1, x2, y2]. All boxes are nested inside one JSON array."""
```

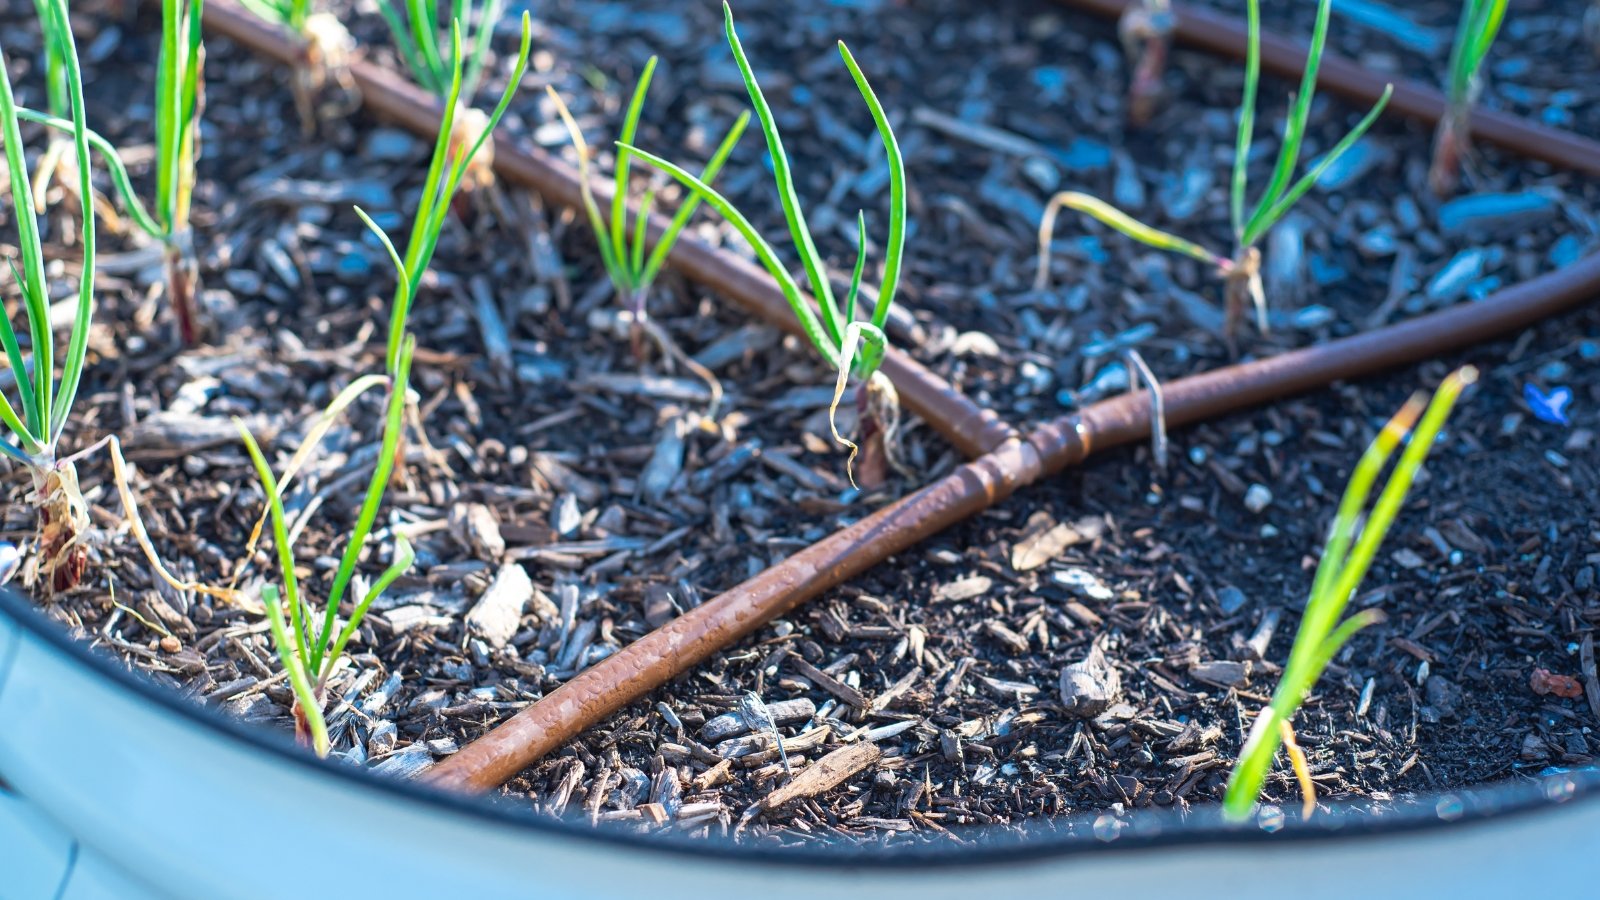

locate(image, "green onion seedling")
[[30, 0, 204, 345], [235, 341, 416, 757], [1429, 0, 1509, 195], [1038, 0, 1392, 350], [546, 60, 749, 406], [0, 0, 99, 592], [1119, 0, 1174, 126], [232, 18, 530, 757], [236, 0, 355, 133], [377, 0, 506, 108], [625, 3, 907, 487], [379, 13, 532, 381], [1222, 367, 1476, 821]]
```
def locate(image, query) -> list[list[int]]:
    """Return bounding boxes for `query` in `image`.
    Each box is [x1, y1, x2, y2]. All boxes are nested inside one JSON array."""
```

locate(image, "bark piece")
[[700, 697, 816, 742], [1012, 513, 1104, 571], [464, 563, 533, 649], [1059, 638, 1122, 718], [760, 742, 881, 810]]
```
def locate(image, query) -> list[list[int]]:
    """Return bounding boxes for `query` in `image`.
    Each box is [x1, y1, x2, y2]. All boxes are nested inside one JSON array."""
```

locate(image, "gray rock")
[[1244, 484, 1273, 513]]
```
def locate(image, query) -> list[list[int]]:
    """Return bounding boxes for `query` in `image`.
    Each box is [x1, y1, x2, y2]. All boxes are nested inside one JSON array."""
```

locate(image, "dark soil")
[[4, 0, 1597, 847]]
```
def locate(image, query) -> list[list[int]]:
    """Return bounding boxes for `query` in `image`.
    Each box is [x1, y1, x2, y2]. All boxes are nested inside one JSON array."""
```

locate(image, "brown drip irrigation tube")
[[198, 0, 1016, 460], [430, 253, 1600, 793], [1058, 0, 1600, 179]]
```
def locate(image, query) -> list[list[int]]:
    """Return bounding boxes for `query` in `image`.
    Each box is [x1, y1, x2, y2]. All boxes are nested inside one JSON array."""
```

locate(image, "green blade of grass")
[[310, 333, 415, 672], [14, 110, 166, 239], [612, 56, 659, 268], [1247, 0, 1334, 232], [1040, 192, 1227, 275], [837, 41, 905, 330], [260, 584, 329, 757], [1230, 0, 1260, 242], [636, 110, 751, 291], [1243, 86, 1392, 247], [45, 0, 98, 442], [0, 34, 54, 441], [320, 534, 414, 686], [723, 2, 843, 344], [622, 142, 840, 367], [235, 420, 312, 685]]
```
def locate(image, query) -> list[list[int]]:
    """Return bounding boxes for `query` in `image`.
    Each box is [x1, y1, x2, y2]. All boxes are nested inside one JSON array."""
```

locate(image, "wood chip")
[[463, 562, 533, 649], [1058, 638, 1122, 717], [1011, 513, 1104, 571], [786, 653, 867, 709], [760, 742, 881, 810], [934, 575, 993, 603], [699, 698, 816, 742]]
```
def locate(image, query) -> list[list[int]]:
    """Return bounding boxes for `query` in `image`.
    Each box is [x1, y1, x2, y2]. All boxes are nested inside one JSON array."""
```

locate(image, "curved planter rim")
[[3, 586, 1597, 871]]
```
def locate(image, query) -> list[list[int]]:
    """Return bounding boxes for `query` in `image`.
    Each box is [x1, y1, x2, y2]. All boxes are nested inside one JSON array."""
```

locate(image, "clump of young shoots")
[[625, 3, 906, 488], [1119, 0, 1174, 126], [378, 0, 504, 106], [0, 0, 98, 592], [546, 59, 749, 408], [29, 0, 204, 345], [1038, 0, 1392, 351], [1222, 367, 1476, 821], [1429, 0, 1508, 196], [236, 341, 415, 757], [235, 18, 528, 755], [236, 0, 355, 133], [380, 13, 532, 382]]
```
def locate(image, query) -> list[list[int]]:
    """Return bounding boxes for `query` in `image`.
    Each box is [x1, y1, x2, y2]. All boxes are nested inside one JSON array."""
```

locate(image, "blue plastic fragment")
[[1524, 383, 1573, 427]]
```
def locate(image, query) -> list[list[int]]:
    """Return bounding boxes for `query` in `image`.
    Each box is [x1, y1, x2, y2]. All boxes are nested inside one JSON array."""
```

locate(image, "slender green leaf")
[[613, 56, 659, 259], [1042, 191, 1225, 270], [45, 0, 98, 442], [843, 211, 868, 326], [837, 41, 905, 331], [1231, 0, 1260, 242], [622, 142, 839, 368], [1222, 368, 1476, 820], [723, 2, 842, 343], [547, 86, 625, 288], [320, 535, 414, 685], [637, 110, 750, 291], [236, 421, 312, 678], [310, 333, 414, 672], [260, 584, 329, 756], [1245, 86, 1392, 246], [0, 33, 53, 442], [1249, 0, 1334, 227], [15, 111, 167, 242]]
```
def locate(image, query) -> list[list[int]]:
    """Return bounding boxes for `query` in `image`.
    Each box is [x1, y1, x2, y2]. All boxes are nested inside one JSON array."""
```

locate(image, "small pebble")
[[159, 635, 182, 654], [1243, 484, 1272, 513]]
